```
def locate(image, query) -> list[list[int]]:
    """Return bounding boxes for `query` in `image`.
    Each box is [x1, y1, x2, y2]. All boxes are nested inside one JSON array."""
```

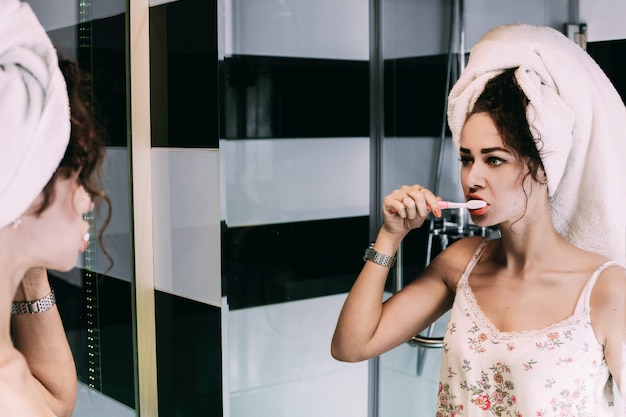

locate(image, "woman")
[[0, 1, 107, 415], [332, 24, 625, 415]]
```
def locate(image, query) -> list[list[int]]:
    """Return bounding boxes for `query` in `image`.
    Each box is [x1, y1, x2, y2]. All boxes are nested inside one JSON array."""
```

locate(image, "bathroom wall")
[[222, 1, 577, 416], [221, 0, 371, 414], [379, 0, 570, 416], [27, 0, 625, 416], [148, 0, 223, 415], [581, 0, 626, 41]]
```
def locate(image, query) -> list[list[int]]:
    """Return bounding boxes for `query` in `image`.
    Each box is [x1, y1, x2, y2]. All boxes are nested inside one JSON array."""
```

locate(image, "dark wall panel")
[[384, 54, 450, 138], [587, 39, 626, 105], [150, 0, 219, 148], [155, 291, 222, 417], [52, 272, 135, 409], [221, 56, 369, 139]]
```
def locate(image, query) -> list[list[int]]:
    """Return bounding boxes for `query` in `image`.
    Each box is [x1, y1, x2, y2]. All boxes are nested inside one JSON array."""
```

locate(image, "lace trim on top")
[[458, 278, 591, 341], [455, 238, 610, 342]]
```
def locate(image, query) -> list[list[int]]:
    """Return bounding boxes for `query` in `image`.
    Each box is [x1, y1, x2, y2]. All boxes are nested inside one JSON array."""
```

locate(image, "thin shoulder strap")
[[459, 238, 490, 281], [574, 261, 619, 313]]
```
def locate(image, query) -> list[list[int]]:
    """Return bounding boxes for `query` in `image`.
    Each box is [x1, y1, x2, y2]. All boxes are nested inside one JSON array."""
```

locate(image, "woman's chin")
[[48, 255, 81, 273], [469, 215, 497, 229]]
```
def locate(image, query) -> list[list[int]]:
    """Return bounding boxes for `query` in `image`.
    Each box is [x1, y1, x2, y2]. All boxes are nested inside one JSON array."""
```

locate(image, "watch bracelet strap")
[[363, 243, 396, 268], [11, 290, 56, 315]]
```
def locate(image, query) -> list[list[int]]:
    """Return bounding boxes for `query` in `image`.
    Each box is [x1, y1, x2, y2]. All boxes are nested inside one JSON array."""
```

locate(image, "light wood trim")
[[129, 0, 159, 415]]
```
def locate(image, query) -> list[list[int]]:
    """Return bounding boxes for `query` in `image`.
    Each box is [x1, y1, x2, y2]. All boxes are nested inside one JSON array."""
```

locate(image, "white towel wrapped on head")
[[448, 24, 626, 266], [0, 0, 70, 228]]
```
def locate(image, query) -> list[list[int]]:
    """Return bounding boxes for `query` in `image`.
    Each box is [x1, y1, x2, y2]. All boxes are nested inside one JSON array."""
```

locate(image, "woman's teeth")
[[81, 232, 90, 252]]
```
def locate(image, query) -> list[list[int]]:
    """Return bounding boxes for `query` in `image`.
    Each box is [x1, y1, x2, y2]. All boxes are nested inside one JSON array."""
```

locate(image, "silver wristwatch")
[[363, 243, 396, 268], [11, 290, 56, 315]]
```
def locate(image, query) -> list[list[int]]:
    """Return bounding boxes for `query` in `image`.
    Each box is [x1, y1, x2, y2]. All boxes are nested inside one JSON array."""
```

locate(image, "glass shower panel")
[[377, 1, 569, 415], [28, 1, 136, 415], [377, 1, 461, 414], [221, 1, 371, 416]]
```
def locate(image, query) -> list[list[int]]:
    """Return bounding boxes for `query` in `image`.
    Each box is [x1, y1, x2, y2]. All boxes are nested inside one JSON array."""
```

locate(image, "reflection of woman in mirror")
[[333, 24, 625, 415], [0, 1, 108, 415]]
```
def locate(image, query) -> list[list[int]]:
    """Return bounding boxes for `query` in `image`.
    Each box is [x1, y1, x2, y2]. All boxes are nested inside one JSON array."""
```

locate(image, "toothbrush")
[[439, 200, 486, 210], [390, 199, 486, 214]]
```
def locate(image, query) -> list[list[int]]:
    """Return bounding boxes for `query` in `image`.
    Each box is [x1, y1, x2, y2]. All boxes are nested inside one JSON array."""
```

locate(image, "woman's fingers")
[[407, 186, 442, 218], [382, 185, 442, 233], [386, 185, 441, 219]]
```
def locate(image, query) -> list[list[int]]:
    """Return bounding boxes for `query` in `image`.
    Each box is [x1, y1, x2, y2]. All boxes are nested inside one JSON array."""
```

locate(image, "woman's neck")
[[0, 281, 19, 352], [495, 207, 566, 270], [0, 231, 29, 349]]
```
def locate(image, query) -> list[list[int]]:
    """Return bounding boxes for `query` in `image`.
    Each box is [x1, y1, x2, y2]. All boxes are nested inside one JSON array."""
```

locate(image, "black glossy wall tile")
[[223, 216, 369, 309], [51, 272, 135, 409], [155, 291, 222, 417], [221, 216, 446, 310], [587, 39, 626, 105], [89, 15, 128, 148], [384, 54, 451, 138], [150, 0, 219, 148], [221, 56, 369, 139], [47, 14, 128, 148]]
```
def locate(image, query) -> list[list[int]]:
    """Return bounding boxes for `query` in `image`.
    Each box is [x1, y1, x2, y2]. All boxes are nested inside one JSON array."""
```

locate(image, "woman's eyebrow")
[[459, 146, 509, 154], [480, 146, 509, 154]]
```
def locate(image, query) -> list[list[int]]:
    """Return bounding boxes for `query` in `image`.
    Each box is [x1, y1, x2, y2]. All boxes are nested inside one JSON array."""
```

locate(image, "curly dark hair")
[[469, 68, 545, 184], [37, 57, 112, 265]]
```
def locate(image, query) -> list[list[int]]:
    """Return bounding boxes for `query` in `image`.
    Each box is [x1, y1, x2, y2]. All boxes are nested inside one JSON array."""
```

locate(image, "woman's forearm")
[[11, 268, 77, 417], [331, 230, 403, 362]]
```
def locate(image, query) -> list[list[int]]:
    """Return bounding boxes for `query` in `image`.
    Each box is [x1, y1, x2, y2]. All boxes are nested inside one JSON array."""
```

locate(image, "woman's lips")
[[466, 195, 488, 215], [80, 232, 90, 252], [469, 203, 489, 216]]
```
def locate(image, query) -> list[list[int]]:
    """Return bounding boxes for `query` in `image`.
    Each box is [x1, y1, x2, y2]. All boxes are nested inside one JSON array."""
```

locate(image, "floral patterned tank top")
[[437, 239, 618, 417]]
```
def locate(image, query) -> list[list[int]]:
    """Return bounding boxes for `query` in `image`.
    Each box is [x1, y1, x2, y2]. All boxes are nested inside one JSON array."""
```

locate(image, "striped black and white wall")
[[220, 0, 371, 415], [27, 0, 626, 416]]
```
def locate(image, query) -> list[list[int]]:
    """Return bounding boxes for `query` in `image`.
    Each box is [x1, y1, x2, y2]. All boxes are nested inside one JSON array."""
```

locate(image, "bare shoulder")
[[589, 262, 625, 345], [0, 350, 52, 416], [427, 235, 493, 291], [591, 262, 626, 306]]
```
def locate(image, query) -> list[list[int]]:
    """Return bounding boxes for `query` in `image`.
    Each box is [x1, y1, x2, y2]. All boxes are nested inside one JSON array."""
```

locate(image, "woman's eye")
[[459, 156, 473, 166], [487, 157, 503, 166]]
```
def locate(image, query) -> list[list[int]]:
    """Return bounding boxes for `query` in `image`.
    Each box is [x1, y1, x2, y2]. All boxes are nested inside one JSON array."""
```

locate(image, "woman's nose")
[[463, 164, 486, 190]]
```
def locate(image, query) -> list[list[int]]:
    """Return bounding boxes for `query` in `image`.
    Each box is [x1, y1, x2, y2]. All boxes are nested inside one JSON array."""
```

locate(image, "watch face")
[[364, 246, 394, 268]]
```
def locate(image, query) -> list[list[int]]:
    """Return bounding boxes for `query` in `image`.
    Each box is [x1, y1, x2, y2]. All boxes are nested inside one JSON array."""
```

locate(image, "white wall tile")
[[464, 0, 548, 50], [73, 382, 134, 417], [227, 294, 357, 390], [226, 0, 369, 60], [226, 293, 450, 416], [226, 294, 369, 417], [383, 0, 451, 59], [383, 137, 464, 203], [82, 147, 133, 282], [230, 365, 368, 417], [221, 138, 369, 227], [28, 0, 126, 31], [581, 0, 626, 41], [152, 148, 221, 306]]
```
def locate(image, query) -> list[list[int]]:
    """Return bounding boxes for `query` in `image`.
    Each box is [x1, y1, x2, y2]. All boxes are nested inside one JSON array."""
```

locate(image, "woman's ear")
[[539, 167, 548, 187], [73, 185, 93, 215]]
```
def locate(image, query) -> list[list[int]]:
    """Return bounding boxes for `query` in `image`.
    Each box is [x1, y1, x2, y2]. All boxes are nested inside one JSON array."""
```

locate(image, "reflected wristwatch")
[[11, 290, 56, 315], [363, 243, 396, 268]]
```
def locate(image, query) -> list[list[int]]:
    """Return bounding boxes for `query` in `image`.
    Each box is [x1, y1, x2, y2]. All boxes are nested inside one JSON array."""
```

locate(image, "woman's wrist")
[[11, 290, 56, 315], [373, 227, 405, 257], [14, 268, 51, 301]]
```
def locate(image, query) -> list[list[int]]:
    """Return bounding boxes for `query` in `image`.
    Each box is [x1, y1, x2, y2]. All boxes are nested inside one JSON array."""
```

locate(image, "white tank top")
[[437, 239, 618, 416]]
